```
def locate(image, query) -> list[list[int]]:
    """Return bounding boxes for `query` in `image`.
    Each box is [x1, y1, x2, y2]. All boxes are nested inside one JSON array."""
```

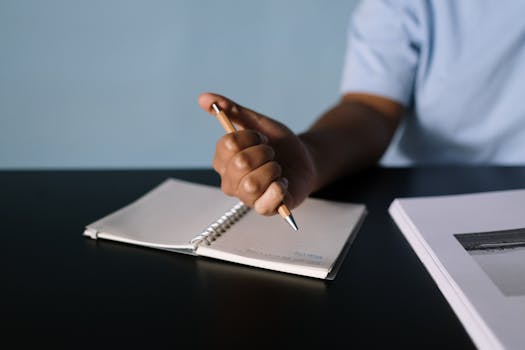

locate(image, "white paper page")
[[197, 197, 366, 279], [85, 178, 239, 250], [390, 189, 525, 350]]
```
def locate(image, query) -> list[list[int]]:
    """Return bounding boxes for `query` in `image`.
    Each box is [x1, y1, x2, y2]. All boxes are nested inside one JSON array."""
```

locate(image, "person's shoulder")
[[349, 0, 426, 33]]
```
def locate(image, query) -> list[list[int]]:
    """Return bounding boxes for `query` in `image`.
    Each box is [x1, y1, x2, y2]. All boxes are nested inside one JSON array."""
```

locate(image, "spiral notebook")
[[84, 178, 366, 279]]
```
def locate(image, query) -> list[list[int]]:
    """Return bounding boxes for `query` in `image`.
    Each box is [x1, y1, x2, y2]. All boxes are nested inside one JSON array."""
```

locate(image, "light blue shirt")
[[340, 0, 525, 165]]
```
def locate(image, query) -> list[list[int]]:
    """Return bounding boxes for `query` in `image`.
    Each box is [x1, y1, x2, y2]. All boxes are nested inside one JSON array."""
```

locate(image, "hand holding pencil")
[[211, 102, 298, 230], [198, 92, 318, 230]]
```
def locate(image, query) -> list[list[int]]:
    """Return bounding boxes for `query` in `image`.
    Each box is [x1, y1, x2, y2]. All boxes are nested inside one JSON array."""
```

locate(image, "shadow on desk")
[[86, 237, 329, 294], [195, 256, 328, 292], [84, 236, 328, 299]]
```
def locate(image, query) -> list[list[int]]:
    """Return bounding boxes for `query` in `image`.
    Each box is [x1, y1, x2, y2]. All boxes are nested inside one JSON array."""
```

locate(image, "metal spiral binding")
[[190, 202, 250, 247]]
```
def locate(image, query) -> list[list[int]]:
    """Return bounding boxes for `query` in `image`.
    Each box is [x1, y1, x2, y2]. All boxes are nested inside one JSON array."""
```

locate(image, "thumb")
[[198, 92, 290, 137]]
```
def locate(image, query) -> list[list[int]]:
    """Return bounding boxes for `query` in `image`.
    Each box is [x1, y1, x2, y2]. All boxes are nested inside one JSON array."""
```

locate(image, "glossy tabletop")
[[3, 166, 524, 348]]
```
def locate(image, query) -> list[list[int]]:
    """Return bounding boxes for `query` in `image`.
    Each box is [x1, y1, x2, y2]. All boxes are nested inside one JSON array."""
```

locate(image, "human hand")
[[198, 92, 317, 215]]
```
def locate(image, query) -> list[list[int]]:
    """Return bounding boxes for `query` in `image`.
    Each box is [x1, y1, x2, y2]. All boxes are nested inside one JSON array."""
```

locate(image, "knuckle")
[[233, 152, 251, 171], [223, 134, 241, 153], [241, 175, 260, 194]]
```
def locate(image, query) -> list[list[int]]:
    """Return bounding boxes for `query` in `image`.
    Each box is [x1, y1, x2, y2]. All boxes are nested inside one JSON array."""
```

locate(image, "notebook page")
[[196, 197, 365, 278], [85, 178, 238, 250]]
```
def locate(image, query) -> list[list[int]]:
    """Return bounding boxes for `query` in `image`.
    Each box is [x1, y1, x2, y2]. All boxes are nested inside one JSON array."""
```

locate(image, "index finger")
[[198, 92, 237, 115]]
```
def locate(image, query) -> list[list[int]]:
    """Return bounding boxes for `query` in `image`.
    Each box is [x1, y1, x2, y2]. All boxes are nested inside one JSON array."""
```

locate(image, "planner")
[[389, 189, 525, 350], [84, 178, 366, 279]]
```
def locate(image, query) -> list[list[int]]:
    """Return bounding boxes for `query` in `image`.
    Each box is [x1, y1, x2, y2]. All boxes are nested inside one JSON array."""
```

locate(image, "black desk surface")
[[3, 166, 524, 348]]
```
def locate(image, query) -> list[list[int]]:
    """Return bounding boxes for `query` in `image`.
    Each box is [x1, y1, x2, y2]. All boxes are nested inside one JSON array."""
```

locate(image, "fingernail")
[[279, 177, 288, 189]]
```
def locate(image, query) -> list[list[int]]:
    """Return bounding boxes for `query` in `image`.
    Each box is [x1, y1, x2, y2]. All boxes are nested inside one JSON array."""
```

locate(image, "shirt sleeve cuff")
[[340, 70, 413, 106]]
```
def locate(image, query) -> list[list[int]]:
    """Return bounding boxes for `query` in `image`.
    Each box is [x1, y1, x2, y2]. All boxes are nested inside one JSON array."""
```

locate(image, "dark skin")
[[198, 92, 403, 216]]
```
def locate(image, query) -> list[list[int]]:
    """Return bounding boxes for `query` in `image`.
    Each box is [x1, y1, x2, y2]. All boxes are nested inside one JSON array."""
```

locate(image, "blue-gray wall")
[[0, 0, 359, 169]]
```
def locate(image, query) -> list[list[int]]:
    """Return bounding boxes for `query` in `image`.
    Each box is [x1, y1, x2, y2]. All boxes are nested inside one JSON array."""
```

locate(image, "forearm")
[[299, 98, 401, 192]]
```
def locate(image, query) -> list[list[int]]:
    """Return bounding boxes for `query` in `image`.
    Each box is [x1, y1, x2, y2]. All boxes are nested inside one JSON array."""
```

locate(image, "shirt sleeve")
[[340, 0, 421, 106]]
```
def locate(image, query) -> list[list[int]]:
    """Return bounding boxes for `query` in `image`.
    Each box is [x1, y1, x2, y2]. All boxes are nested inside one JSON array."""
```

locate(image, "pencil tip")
[[285, 215, 299, 231]]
